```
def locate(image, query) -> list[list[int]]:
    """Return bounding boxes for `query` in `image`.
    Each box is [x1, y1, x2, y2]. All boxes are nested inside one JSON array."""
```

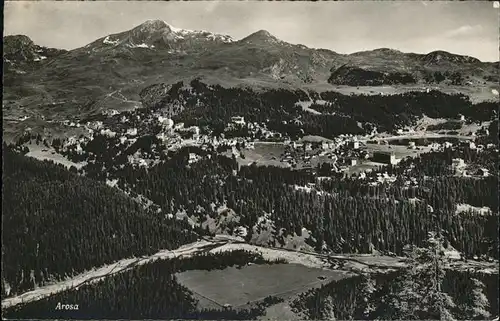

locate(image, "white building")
[[158, 116, 174, 129], [65, 136, 77, 147], [428, 142, 440, 150], [479, 168, 490, 177], [103, 109, 119, 116], [88, 121, 104, 130], [443, 141, 453, 149], [100, 129, 117, 138], [452, 158, 465, 168], [231, 116, 245, 126], [451, 158, 466, 175], [190, 126, 200, 136], [188, 153, 199, 164], [126, 128, 138, 136], [156, 132, 169, 142]]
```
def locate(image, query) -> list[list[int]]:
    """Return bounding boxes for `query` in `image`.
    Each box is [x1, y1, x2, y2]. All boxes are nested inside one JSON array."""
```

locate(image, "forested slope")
[[3, 250, 285, 320], [2, 145, 197, 296], [292, 269, 498, 320], [139, 79, 497, 137], [101, 146, 498, 259]]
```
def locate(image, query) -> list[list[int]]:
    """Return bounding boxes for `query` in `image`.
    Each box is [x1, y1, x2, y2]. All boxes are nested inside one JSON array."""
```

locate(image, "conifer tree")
[[465, 277, 491, 320]]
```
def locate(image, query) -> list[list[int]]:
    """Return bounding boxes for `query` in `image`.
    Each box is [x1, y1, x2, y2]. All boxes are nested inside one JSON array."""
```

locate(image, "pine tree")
[[419, 232, 457, 321], [322, 295, 337, 321], [382, 232, 457, 320], [465, 277, 491, 320], [356, 273, 377, 320]]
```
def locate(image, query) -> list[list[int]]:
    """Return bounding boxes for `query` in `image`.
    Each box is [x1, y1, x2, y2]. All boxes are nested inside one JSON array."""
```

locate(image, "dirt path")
[[1, 240, 225, 309]]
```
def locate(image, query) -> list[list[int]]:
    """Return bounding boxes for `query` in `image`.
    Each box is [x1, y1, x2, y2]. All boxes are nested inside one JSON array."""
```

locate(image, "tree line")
[[3, 250, 286, 320], [291, 234, 498, 320]]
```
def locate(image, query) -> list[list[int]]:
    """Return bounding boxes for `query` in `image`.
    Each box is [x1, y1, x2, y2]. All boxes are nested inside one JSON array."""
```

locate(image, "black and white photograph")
[[2, 1, 499, 320]]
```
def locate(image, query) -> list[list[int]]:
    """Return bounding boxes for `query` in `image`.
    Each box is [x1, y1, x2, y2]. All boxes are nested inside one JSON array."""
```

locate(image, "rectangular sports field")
[[175, 263, 349, 308]]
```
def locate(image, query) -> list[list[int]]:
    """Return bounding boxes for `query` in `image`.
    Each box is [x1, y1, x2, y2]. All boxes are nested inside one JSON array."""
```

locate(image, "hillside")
[[1, 145, 197, 297]]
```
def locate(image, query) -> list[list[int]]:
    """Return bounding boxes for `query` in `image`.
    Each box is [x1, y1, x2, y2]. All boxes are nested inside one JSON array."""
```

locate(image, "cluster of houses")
[[226, 116, 284, 141], [277, 136, 372, 171], [287, 136, 361, 153], [102, 109, 120, 117], [451, 158, 490, 177], [367, 172, 398, 186]]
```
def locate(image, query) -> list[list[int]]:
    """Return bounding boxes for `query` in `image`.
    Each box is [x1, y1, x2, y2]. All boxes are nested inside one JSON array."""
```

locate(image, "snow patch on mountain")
[[103, 36, 120, 46], [138, 19, 234, 43], [128, 43, 155, 49]]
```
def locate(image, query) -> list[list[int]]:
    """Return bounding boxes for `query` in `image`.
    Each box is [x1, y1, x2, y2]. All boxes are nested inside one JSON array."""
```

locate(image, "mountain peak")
[[4, 34, 35, 45], [240, 29, 280, 44], [86, 19, 233, 52], [253, 30, 274, 37], [132, 19, 175, 34], [140, 19, 169, 28], [3, 34, 67, 66]]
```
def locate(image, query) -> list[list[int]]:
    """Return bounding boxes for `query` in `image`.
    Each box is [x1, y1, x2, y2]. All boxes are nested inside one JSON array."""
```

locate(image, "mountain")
[[3, 35, 67, 75], [78, 19, 234, 55], [2, 20, 499, 128]]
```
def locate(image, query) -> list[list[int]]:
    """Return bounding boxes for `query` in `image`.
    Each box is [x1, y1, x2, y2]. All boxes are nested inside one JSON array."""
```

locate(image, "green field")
[[176, 263, 349, 309], [364, 143, 430, 159], [239, 142, 289, 168]]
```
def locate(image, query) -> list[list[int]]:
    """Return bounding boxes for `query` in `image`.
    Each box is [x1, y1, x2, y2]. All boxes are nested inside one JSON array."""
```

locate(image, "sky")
[[4, 1, 499, 62]]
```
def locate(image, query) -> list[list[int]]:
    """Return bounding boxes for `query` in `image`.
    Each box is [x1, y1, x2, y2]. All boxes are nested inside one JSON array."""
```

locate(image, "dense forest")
[[292, 237, 499, 320], [292, 269, 498, 320], [138, 79, 496, 138], [327, 65, 417, 86], [84, 145, 497, 259], [2, 144, 197, 296], [3, 250, 286, 320]]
